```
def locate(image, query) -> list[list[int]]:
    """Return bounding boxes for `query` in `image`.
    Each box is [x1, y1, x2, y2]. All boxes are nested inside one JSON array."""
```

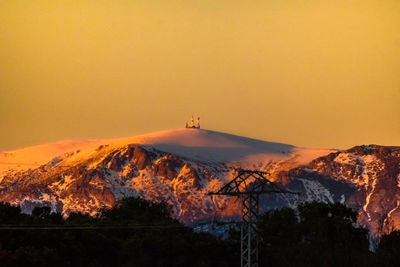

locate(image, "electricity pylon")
[[209, 169, 297, 267]]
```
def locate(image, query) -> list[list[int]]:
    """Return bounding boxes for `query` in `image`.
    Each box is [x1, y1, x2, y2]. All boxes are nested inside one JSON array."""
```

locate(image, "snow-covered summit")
[[114, 128, 295, 163], [1, 128, 333, 176]]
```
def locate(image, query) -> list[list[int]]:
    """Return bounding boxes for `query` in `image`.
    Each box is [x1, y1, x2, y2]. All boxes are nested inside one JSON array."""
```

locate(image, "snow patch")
[[299, 178, 334, 203]]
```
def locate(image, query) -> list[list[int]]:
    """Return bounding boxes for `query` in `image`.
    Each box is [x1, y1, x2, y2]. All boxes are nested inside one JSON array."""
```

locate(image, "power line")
[[0, 224, 187, 230]]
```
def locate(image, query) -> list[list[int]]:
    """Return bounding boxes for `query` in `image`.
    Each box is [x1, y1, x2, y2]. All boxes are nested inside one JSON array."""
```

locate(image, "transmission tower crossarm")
[[208, 169, 300, 267]]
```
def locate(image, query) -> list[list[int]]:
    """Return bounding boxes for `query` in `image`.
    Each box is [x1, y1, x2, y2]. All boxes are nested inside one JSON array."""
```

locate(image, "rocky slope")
[[0, 129, 398, 236], [299, 145, 400, 235]]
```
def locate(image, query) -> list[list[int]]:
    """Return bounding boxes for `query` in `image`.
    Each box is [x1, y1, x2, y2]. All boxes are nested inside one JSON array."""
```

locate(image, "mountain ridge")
[[0, 128, 332, 176], [1, 128, 398, 236]]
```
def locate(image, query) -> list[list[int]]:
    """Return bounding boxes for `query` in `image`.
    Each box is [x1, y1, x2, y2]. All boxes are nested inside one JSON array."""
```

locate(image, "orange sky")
[[1, 0, 399, 150]]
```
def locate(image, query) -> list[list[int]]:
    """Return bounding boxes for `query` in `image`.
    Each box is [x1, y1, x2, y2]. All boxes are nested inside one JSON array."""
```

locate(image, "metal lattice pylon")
[[209, 169, 297, 267]]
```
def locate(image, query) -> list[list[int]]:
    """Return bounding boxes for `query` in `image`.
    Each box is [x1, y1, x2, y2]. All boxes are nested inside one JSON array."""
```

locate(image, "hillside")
[[2, 129, 400, 236]]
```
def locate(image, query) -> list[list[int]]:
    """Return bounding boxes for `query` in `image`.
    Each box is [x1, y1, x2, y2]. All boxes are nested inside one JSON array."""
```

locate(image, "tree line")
[[0, 198, 399, 266]]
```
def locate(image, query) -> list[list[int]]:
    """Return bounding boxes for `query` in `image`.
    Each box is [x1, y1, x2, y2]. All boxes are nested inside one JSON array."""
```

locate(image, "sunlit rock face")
[[0, 129, 399, 236]]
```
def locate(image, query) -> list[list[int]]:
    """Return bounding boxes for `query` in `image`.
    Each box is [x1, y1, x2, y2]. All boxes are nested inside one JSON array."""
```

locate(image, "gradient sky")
[[1, 0, 399, 150]]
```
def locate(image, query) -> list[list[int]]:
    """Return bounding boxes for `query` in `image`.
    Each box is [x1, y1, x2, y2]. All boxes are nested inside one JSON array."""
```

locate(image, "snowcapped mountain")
[[1, 129, 398, 236]]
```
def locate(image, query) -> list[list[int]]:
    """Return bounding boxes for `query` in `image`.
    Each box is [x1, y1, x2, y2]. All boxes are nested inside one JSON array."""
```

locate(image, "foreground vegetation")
[[0, 199, 399, 266]]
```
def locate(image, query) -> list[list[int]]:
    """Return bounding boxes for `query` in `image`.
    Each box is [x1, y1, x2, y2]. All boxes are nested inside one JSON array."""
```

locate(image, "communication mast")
[[209, 169, 297, 267], [185, 115, 200, 129]]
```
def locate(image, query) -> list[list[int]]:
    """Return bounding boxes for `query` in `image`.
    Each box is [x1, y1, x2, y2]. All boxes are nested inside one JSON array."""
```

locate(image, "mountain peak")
[[111, 128, 295, 163]]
